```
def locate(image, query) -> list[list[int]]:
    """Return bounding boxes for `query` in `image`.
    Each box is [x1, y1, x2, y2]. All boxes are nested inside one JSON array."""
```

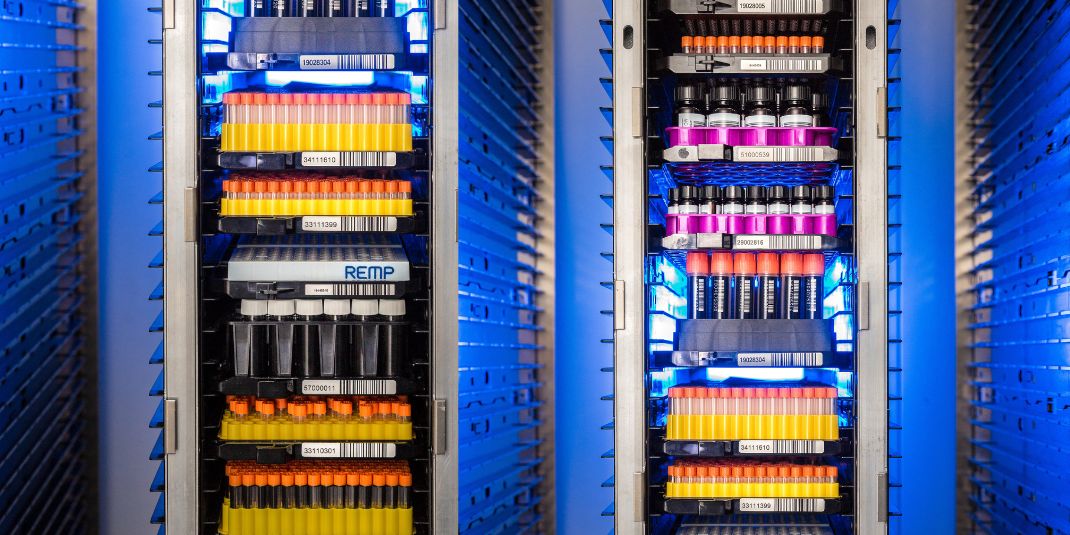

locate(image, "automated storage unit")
[[959, 0, 1070, 532], [605, 0, 897, 533], [0, 1, 95, 532], [155, 1, 553, 533]]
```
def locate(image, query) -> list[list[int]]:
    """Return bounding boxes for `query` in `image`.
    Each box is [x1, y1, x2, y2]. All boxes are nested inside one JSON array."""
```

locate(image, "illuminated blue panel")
[[964, 1, 1070, 534], [456, 1, 548, 533], [0, 1, 89, 533], [552, 0, 616, 532]]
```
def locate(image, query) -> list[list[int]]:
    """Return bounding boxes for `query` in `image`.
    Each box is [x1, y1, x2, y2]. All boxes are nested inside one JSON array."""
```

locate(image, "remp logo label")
[[345, 265, 395, 280]]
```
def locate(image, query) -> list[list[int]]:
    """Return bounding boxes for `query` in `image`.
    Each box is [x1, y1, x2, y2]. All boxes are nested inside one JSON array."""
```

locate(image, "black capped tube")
[[667, 187, 681, 215], [675, 84, 707, 127], [791, 185, 813, 215], [320, 299, 352, 377], [351, 299, 380, 377], [267, 300, 296, 377], [744, 85, 777, 128], [235, 300, 269, 376], [745, 186, 767, 215], [813, 185, 835, 215], [700, 185, 721, 215], [767, 185, 790, 215], [780, 85, 814, 128], [378, 299, 406, 377], [677, 185, 699, 215], [722, 186, 745, 215], [811, 92, 829, 127], [293, 299, 322, 378], [706, 84, 742, 127]]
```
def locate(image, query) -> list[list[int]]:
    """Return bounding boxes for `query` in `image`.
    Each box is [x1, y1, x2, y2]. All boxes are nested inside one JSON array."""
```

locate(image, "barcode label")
[[732, 235, 773, 249], [300, 442, 397, 458], [760, 58, 827, 72], [734, 0, 772, 12], [733, 235, 824, 250], [737, 440, 826, 454], [299, 54, 396, 70], [301, 379, 398, 396], [300, 152, 399, 168], [736, 352, 825, 366], [735, 0, 825, 13], [739, 59, 769, 71], [737, 498, 827, 513], [304, 283, 396, 296], [734, 146, 832, 162], [301, 216, 399, 232]]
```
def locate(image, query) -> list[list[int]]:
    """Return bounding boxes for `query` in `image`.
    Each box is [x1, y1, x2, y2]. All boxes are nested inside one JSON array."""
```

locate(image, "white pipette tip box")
[[227, 235, 410, 283]]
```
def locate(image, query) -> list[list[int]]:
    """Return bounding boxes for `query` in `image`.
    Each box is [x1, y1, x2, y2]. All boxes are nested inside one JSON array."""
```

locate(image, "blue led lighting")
[[202, 10, 232, 43], [704, 368, 806, 382], [263, 71, 378, 86]]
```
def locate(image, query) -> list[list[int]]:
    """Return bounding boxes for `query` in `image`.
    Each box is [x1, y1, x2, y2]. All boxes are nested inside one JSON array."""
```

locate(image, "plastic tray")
[[218, 150, 417, 170], [666, 161, 839, 184], [216, 440, 416, 463], [661, 233, 848, 252], [663, 144, 839, 164], [230, 319, 406, 379], [231, 17, 408, 55], [219, 216, 417, 235], [660, 53, 838, 74], [216, 17, 416, 72], [663, 439, 842, 457], [666, 127, 838, 148], [225, 235, 410, 296], [225, 279, 408, 299], [652, 350, 851, 368], [218, 376, 414, 397], [659, 0, 841, 15], [676, 520, 834, 535], [663, 497, 844, 515], [665, 213, 838, 237], [675, 319, 835, 353]]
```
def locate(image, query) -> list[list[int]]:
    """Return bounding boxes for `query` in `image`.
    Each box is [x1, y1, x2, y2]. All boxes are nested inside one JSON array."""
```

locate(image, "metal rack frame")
[[161, 2, 461, 533], [608, 1, 891, 532], [431, 0, 460, 532]]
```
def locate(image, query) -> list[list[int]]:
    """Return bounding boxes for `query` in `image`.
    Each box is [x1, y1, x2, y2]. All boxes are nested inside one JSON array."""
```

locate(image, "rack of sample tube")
[[606, 0, 890, 533], [160, 1, 446, 533]]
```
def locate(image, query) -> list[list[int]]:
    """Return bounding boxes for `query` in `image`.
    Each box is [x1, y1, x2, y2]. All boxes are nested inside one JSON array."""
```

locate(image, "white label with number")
[[737, 353, 774, 366], [738, 498, 777, 511], [304, 285, 332, 295], [737, 440, 776, 454], [734, 147, 775, 161], [301, 442, 342, 458], [733, 235, 772, 250], [740, 59, 769, 71], [301, 380, 342, 395], [300, 55, 339, 70], [736, 0, 771, 12], [302, 216, 343, 232], [301, 152, 342, 167]]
